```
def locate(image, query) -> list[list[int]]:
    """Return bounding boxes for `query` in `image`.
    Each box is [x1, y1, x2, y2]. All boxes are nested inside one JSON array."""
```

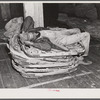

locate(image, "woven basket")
[[7, 40, 85, 78]]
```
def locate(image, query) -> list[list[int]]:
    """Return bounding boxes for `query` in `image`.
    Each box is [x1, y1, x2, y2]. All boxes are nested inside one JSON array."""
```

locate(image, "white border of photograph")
[[0, 1, 100, 98]]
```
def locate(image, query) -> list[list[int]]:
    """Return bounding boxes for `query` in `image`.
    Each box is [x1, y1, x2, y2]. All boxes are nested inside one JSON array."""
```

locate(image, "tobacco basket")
[[7, 41, 85, 78]]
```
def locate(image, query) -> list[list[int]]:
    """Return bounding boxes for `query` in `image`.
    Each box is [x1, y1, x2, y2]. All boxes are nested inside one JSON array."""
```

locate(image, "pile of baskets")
[[7, 33, 85, 78]]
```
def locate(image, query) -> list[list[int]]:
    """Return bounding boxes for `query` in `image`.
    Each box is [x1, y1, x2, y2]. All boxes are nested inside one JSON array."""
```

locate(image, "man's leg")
[[40, 29, 90, 55], [62, 28, 81, 35], [62, 32, 90, 56], [80, 32, 90, 56]]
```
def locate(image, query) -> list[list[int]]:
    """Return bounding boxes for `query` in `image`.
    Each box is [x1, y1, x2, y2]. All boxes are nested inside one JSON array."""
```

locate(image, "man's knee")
[[82, 32, 90, 39]]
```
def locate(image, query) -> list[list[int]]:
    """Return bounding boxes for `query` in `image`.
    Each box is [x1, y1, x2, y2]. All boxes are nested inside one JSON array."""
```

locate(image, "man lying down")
[[4, 16, 92, 65], [20, 16, 90, 57]]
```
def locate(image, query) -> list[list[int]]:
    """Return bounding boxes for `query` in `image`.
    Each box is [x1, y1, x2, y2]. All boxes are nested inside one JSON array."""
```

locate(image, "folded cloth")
[[4, 17, 23, 39]]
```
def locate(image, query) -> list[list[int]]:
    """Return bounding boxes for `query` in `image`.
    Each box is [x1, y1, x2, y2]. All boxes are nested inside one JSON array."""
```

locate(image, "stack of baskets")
[[7, 33, 85, 78]]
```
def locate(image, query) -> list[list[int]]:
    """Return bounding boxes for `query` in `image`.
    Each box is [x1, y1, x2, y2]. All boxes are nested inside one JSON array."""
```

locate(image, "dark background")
[[0, 3, 100, 28]]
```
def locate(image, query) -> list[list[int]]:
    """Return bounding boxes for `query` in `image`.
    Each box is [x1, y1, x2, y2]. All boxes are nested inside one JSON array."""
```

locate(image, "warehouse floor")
[[0, 33, 100, 88]]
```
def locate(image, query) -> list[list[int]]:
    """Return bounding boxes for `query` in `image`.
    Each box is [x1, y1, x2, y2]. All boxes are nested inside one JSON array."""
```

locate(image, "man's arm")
[[24, 41, 51, 51]]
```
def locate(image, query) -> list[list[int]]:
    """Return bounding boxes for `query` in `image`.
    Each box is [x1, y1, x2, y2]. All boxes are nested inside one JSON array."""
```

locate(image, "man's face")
[[19, 31, 40, 42], [30, 32, 39, 41]]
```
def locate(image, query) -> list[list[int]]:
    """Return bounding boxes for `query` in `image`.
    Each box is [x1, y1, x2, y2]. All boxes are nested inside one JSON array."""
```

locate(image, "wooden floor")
[[0, 37, 100, 88]]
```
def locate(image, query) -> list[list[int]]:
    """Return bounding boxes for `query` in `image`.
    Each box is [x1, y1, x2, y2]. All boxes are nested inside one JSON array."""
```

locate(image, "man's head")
[[28, 31, 40, 41], [19, 31, 40, 42]]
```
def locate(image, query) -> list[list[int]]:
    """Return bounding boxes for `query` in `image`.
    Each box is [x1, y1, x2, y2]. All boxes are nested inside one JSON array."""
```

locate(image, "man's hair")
[[35, 31, 41, 38], [28, 29, 41, 39]]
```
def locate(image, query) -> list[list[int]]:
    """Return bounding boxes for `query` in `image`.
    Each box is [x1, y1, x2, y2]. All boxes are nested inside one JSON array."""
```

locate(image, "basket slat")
[[21, 66, 77, 78], [13, 57, 79, 68]]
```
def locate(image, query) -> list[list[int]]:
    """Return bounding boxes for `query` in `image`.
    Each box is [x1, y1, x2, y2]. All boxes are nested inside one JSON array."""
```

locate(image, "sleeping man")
[[20, 16, 90, 56]]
